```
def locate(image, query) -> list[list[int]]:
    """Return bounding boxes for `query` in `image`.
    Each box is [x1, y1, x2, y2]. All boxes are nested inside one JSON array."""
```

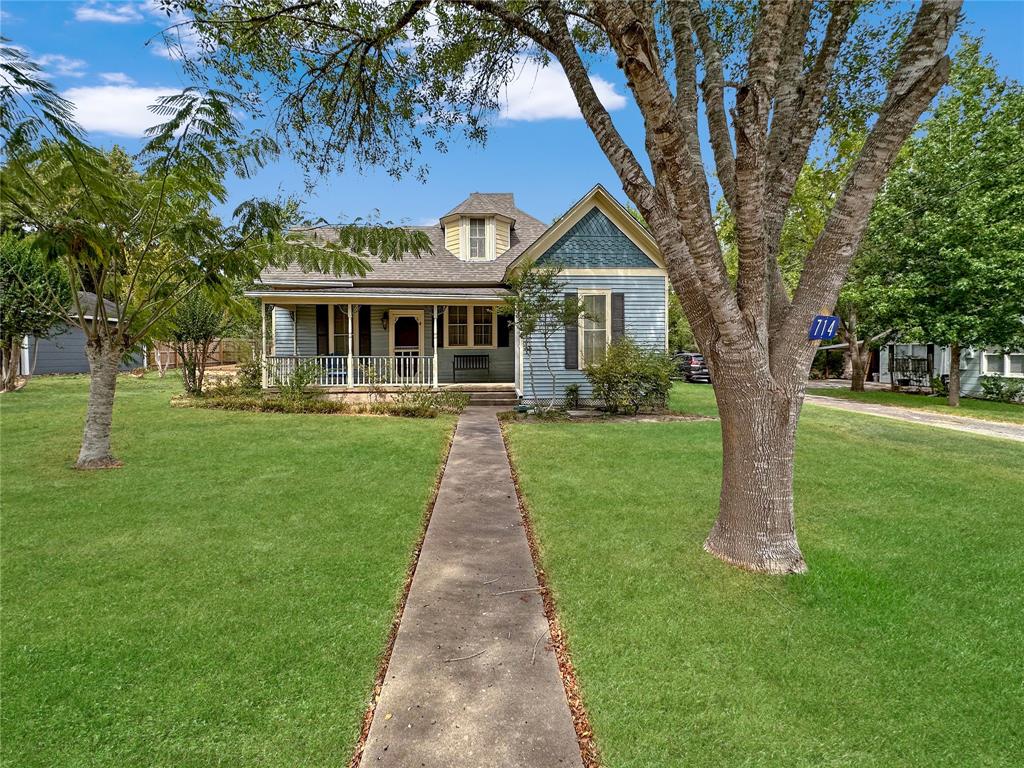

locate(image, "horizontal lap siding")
[[29, 327, 142, 374], [522, 275, 667, 401], [439, 347, 513, 384], [272, 306, 314, 355], [959, 354, 983, 396]]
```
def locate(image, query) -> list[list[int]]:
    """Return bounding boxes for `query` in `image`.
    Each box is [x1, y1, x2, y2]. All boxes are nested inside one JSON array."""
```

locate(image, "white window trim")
[[327, 304, 358, 355], [388, 309, 425, 356], [981, 350, 1024, 378], [445, 304, 498, 349], [460, 216, 496, 261], [578, 289, 612, 369]]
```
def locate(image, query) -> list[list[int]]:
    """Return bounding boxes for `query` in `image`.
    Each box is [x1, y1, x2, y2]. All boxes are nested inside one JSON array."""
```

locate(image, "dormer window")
[[469, 218, 487, 260], [439, 195, 515, 261]]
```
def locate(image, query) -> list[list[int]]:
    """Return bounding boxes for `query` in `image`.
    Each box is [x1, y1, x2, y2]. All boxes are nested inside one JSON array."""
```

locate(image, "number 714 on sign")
[[808, 315, 840, 340]]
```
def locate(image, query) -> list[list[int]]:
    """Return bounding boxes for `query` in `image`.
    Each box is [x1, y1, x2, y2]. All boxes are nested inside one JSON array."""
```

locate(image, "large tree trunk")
[[77, 339, 123, 469], [947, 340, 961, 407], [850, 343, 870, 392], [1, 338, 21, 392], [704, 378, 807, 574]]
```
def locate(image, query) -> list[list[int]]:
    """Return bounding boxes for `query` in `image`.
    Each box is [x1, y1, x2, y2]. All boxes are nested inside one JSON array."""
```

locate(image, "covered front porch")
[[255, 294, 516, 390]]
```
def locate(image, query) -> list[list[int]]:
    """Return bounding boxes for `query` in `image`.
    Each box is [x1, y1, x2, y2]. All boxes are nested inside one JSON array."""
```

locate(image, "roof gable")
[[534, 207, 659, 269], [506, 185, 665, 275]]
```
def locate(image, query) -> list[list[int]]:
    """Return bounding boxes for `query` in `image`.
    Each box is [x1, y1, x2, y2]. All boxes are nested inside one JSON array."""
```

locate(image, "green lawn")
[[808, 385, 1024, 424], [505, 383, 1023, 768], [0, 374, 454, 767]]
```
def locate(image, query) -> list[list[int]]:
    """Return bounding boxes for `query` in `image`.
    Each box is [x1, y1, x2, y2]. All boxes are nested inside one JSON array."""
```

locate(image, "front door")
[[391, 313, 422, 379]]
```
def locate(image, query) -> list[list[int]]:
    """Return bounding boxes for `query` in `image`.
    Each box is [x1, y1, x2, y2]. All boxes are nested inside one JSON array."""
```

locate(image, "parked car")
[[673, 352, 711, 383]]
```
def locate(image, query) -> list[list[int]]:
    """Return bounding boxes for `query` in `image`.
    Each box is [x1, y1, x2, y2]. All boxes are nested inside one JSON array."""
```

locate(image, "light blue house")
[[248, 185, 669, 403]]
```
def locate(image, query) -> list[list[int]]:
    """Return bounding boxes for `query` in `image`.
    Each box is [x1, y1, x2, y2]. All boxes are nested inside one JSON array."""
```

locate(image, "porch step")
[[468, 391, 519, 407]]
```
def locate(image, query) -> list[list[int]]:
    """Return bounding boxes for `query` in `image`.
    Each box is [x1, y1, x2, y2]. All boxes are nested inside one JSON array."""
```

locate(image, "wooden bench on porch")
[[452, 353, 490, 383]]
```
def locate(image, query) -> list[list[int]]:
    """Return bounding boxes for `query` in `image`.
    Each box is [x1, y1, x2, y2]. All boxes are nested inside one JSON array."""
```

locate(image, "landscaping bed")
[[174, 383, 470, 418], [504, 382, 1024, 767], [0, 374, 456, 767]]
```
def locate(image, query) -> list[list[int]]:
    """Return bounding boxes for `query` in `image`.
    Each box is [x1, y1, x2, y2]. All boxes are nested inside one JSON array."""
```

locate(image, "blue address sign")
[[808, 315, 840, 341]]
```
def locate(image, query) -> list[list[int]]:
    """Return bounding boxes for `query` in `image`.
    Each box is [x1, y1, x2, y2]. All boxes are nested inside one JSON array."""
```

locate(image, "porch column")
[[347, 303, 354, 385], [261, 300, 268, 388], [432, 304, 439, 389]]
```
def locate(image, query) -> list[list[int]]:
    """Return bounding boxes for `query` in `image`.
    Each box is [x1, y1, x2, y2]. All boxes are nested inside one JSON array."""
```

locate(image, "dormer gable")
[[440, 193, 518, 261]]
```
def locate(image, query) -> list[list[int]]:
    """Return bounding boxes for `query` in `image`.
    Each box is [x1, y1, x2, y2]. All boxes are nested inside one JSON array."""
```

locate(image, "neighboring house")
[[247, 185, 669, 402], [879, 343, 1024, 396], [20, 292, 144, 375]]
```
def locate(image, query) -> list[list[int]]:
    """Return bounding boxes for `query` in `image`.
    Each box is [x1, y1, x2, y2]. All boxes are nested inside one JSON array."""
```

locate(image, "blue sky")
[[3, 0, 1022, 225]]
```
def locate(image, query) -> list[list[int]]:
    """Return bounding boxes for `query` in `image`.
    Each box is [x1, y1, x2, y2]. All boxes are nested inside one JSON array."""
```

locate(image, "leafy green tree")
[[174, 0, 959, 573], [859, 40, 1024, 406], [0, 44, 430, 468], [0, 232, 71, 391], [501, 265, 585, 413], [161, 289, 236, 395]]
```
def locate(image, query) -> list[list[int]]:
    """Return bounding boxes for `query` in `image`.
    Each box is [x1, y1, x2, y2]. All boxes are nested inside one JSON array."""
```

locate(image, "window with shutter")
[[579, 291, 611, 367]]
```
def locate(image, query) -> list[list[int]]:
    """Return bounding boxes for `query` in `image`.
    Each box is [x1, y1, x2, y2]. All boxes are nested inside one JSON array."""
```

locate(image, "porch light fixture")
[[380, 310, 389, 330]]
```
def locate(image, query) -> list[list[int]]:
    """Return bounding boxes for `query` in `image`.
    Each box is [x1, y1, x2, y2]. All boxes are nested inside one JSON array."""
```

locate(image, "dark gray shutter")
[[611, 293, 625, 342], [316, 305, 329, 355], [497, 313, 512, 348], [564, 291, 578, 369], [358, 305, 371, 355]]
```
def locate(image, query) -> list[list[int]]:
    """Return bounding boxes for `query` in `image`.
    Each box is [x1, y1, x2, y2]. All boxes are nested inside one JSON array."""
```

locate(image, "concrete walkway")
[[805, 395, 1024, 442], [359, 408, 582, 768]]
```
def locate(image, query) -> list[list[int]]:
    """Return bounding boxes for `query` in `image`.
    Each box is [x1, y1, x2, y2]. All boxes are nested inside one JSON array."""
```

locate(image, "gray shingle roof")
[[259, 193, 548, 287], [442, 192, 518, 220], [73, 291, 120, 320]]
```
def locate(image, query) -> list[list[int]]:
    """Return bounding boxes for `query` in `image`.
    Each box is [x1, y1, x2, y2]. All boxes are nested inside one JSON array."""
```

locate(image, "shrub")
[[930, 376, 949, 397], [236, 353, 263, 392], [279, 359, 321, 400], [367, 387, 471, 418], [564, 383, 580, 410], [585, 338, 674, 414], [980, 374, 1024, 403], [177, 391, 350, 414]]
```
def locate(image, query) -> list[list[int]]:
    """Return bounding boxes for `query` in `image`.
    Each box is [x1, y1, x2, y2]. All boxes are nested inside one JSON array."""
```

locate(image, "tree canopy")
[[859, 39, 1024, 361]]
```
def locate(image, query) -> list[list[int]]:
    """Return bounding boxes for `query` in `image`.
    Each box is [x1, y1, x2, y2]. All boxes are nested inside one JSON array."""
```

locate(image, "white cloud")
[[38, 54, 88, 78], [73, 2, 145, 23], [64, 85, 178, 137], [99, 71, 135, 85], [499, 57, 626, 122]]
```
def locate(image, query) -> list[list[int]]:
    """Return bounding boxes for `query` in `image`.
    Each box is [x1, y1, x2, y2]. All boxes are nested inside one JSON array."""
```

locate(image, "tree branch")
[[687, 0, 736, 207], [776, 0, 962, 374]]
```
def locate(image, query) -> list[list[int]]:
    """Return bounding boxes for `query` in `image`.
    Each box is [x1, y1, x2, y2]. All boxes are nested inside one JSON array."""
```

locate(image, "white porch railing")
[[266, 355, 349, 387], [352, 355, 434, 386], [265, 355, 435, 387]]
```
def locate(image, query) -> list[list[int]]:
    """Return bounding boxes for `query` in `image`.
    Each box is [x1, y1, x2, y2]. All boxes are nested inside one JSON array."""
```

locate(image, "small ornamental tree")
[[0, 44, 430, 468], [0, 231, 71, 391], [501, 265, 585, 412], [163, 289, 235, 395], [859, 40, 1024, 406]]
